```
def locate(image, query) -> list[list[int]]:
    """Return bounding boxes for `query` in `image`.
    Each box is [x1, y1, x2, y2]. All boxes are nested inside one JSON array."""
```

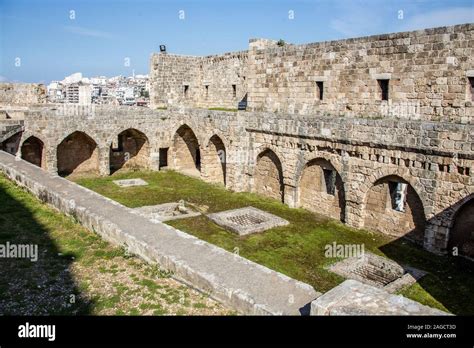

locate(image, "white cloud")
[[401, 7, 474, 31], [64, 26, 115, 39]]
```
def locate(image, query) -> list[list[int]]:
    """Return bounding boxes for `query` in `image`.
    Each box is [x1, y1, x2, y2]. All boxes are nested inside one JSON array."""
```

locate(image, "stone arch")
[[109, 128, 150, 173], [447, 194, 474, 258], [57, 131, 99, 176], [21, 136, 45, 168], [298, 158, 346, 222], [254, 148, 284, 202], [363, 174, 426, 244], [170, 124, 201, 177], [201, 134, 226, 186]]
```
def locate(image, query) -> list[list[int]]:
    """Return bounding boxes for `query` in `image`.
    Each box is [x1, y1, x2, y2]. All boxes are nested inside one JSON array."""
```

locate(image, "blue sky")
[[0, 0, 473, 83]]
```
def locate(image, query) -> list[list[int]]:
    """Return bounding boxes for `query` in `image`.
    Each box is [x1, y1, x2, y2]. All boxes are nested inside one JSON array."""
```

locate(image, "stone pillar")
[[344, 200, 364, 229], [98, 146, 110, 176], [149, 151, 160, 171], [284, 184, 297, 208], [45, 146, 58, 176]]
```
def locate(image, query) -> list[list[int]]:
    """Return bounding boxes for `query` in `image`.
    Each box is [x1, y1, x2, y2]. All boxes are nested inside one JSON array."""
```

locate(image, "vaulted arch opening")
[[202, 135, 226, 186], [57, 131, 99, 176], [171, 125, 201, 177], [110, 128, 150, 174], [21, 136, 45, 168], [448, 198, 474, 258], [298, 158, 345, 221], [254, 149, 284, 202], [363, 175, 425, 243]]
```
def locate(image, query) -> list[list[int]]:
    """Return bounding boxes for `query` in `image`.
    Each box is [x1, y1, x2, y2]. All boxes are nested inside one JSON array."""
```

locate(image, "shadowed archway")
[[298, 158, 346, 222], [21, 136, 45, 168], [170, 125, 201, 177], [363, 175, 426, 244], [448, 198, 474, 258], [57, 131, 99, 177], [110, 128, 150, 174], [202, 134, 226, 186], [254, 149, 284, 202]]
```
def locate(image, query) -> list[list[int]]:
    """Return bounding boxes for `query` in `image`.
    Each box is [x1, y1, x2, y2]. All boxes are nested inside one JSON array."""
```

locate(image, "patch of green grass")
[[0, 173, 226, 316], [74, 170, 474, 315]]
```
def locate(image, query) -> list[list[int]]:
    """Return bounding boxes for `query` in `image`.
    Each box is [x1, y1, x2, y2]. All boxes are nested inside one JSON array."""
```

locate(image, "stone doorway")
[[21, 136, 45, 168]]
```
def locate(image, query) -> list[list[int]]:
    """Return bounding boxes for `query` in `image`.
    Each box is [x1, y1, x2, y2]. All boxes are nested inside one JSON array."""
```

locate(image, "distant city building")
[[46, 72, 150, 106]]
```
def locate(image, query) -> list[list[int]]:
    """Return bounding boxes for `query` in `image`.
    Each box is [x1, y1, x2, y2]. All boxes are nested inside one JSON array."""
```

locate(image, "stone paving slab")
[[134, 202, 201, 222], [113, 178, 148, 187], [0, 152, 320, 315], [310, 279, 449, 316]]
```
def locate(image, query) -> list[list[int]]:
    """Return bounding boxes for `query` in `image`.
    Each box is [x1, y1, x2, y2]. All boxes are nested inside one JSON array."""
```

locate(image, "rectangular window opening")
[[323, 169, 336, 195], [389, 181, 407, 212], [378, 79, 389, 101], [184, 85, 189, 98], [316, 81, 324, 100], [205, 85, 209, 98], [159, 148, 169, 169], [232, 84, 237, 98]]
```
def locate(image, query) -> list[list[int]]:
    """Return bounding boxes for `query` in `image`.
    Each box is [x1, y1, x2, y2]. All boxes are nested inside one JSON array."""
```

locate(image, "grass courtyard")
[[73, 169, 474, 315], [0, 174, 232, 315]]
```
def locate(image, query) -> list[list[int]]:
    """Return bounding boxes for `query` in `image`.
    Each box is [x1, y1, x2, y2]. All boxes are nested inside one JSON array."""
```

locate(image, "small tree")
[[277, 39, 286, 47]]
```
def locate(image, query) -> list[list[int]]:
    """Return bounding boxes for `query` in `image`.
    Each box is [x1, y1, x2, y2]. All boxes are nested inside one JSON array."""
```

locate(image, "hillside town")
[[46, 72, 150, 106]]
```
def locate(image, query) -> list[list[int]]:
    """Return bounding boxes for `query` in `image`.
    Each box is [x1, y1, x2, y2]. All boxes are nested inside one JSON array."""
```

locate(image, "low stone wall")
[[0, 83, 47, 106]]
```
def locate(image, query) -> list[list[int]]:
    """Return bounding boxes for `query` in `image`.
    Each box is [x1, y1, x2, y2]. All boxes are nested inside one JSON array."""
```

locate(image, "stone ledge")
[[310, 279, 450, 316]]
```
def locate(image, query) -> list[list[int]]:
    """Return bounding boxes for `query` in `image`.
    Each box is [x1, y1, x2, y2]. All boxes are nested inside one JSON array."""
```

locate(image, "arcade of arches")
[[1, 122, 471, 258]]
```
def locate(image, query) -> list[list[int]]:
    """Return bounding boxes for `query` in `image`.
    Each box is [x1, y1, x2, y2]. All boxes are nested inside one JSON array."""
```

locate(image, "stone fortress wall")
[[1, 24, 473, 259], [151, 24, 474, 123], [150, 50, 248, 109]]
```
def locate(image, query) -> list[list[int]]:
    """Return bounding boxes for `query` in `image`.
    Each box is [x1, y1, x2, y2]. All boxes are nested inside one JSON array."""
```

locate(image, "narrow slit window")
[[232, 84, 237, 98], [469, 77, 474, 102], [184, 85, 189, 98], [378, 79, 389, 101], [205, 85, 209, 98], [323, 169, 336, 195], [316, 81, 324, 100], [389, 181, 407, 212]]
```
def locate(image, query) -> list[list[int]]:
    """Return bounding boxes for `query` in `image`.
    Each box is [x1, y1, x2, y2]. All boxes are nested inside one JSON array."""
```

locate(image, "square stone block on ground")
[[207, 206, 289, 236], [327, 251, 427, 293], [113, 178, 148, 187], [134, 202, 201, 222], [310, 279, 449, 316]]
